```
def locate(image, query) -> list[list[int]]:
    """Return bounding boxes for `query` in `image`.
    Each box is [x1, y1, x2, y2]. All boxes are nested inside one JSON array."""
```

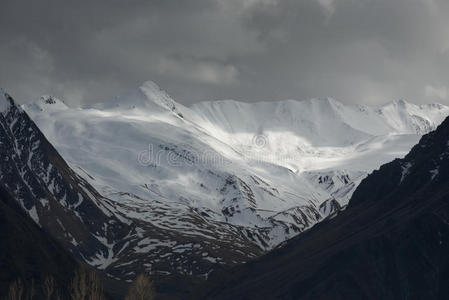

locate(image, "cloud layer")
[[1, 0, 449, 105]]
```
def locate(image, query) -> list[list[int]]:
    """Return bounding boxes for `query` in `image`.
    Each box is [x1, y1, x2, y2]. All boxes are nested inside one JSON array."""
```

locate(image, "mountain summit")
[[89, 81, 185, 116], [0, 92, 12, 113]]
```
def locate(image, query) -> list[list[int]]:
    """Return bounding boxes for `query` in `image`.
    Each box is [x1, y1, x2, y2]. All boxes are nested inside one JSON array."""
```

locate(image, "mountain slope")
[[0, 185, 78, 298], [203, 116, 449, 299], [1, 91, 266, 298], [0, 91, 128, 266], [23, 81, 449, 252]]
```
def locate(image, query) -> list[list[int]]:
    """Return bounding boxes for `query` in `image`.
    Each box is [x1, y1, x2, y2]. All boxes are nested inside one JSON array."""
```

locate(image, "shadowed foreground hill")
[[204, 116, 449, 299], [0, 186, 78, 298]]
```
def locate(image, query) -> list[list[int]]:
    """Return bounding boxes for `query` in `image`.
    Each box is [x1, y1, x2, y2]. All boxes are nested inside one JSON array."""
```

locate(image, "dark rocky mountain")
[[0, 185, 78, 298], [0, 91, 129, 266], [203, 116, 449, 299]]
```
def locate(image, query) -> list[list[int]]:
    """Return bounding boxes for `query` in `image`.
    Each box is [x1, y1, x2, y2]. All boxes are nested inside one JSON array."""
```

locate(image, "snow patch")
[[430, 167, 439, 180], [401, 162, 412, 183], [28, 206, 40, 227]]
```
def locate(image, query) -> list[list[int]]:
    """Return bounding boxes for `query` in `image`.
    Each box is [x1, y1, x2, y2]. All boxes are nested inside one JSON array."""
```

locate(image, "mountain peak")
[[137, 80, 177, 110], [23, 95, 68, 112], [139, 80, 163, 92], [393, 99, 408, 106], [38, 95, 68, 109], [0, 91, 14, 114], [39, 95, 64, 105]]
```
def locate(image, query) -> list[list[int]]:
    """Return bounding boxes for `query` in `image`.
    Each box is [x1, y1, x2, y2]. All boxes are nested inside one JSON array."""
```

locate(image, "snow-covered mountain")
[[5, 81, 448, 296], [0, 91, 262, 294], [1, 80, 447, 297], [0, 92, 130, 267], [22, 81, 449, 253]]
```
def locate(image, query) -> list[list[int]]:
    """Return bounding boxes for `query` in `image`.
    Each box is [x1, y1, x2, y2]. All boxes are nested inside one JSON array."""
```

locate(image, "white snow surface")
[[22, 81, 449, 249]]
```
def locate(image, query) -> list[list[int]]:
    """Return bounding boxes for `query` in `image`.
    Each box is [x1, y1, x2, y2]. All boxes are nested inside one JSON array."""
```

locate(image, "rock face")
[[0, 185, 78, 298], [204, 116, 449, 300], [0, 92, 128, 266]]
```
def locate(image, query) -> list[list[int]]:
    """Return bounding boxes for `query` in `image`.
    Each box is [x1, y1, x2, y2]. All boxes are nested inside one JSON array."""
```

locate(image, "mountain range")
[[2, 82, 449, 298]]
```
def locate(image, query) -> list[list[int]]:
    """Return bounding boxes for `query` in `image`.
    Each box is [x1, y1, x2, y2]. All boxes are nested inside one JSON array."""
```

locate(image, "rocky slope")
[[0, 91, 128, 266]]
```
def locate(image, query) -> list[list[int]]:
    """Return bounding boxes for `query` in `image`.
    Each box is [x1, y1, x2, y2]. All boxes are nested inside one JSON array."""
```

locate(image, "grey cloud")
[[1, 0, 449, 105], [158, 56, 239, 85]]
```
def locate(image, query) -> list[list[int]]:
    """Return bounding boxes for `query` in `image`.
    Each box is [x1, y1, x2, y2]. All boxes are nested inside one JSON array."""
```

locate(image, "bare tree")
[[4, 279, 24, 300], [55, 291, 62, 300], [27, 279, 36, 300], [43, 276, 56, 300], [71, 267, 88, 300], [125, 274, 156, 300], [70, 267, 106, 300], [87, 271, 105, 300]]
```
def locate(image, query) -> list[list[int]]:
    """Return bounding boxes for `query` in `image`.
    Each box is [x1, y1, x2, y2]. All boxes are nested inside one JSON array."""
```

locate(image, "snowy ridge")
[[25, 95, 68, 112], [21, 81, 449, 278]]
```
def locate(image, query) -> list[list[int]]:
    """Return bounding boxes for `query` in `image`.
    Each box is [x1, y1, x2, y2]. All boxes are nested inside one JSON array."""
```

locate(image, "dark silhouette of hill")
[[0, 185, 78, 298]]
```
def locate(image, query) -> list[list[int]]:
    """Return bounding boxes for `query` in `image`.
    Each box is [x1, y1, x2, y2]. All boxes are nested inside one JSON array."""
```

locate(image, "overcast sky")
[[1, 0, 449, 106]]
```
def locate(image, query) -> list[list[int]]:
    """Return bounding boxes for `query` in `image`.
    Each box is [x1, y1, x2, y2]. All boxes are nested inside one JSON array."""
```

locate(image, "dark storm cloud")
[[1, 0, 449, 105]]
